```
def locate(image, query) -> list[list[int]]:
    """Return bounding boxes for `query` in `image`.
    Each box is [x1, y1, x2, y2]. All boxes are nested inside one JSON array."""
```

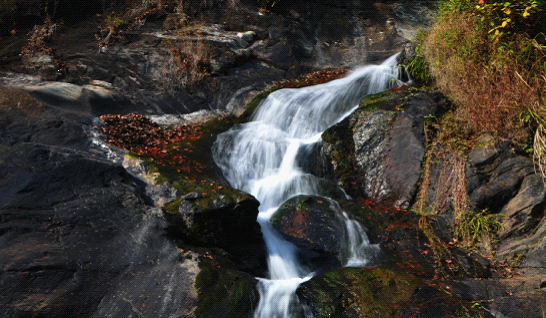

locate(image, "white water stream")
[[212, 53, 406, 318]]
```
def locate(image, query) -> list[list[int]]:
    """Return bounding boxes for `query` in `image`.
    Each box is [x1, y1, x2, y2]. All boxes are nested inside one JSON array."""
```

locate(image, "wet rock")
[[270, 195, 347, 271], [22, 52, 59, 81], [122, 156, 179, 207], [168, 184, 261, 247], [0, 87, 199, 317], [297, 267, 492, 318], [297, 267, 419, 317], [22, 81, 136, 115], [296, 141, 333, 179], [322, 88, 449, 208], [194, 264, 258, 318]]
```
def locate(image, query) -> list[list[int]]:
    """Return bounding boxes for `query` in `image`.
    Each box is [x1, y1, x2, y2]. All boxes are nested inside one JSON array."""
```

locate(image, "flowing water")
[[212, 53, 406, 318]]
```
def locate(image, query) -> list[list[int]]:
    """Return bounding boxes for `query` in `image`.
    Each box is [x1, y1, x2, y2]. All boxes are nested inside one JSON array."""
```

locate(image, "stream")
[[212, 53, 408, 318]]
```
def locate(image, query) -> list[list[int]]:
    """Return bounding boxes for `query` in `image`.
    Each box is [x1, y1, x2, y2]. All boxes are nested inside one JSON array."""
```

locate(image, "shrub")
[[164, 36, 211, 91], [420, 0, 546, 136]]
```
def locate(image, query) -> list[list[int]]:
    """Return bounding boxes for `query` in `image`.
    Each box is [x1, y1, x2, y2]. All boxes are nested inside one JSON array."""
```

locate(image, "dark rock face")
[[466, 135, 537, 214], [0, 87, 199, 317], [296, 267, 493, 318], [322, 88, 449, 208], [1, 0, 435, 117], [462, 136, 546, 267], [194, 265, 259, 318], [270, 195, 347, 271], [174, 188, 261, 247], [499, 174, 546, 239]]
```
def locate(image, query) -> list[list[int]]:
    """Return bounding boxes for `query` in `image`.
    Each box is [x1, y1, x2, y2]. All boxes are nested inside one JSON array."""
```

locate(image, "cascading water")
[[212, 53, 407, 318]]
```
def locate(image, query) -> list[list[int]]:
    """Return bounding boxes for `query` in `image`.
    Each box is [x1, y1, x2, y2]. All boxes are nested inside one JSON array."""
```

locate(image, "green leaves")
[[474, 0, 543, 42], [456, 209, 504, 244]]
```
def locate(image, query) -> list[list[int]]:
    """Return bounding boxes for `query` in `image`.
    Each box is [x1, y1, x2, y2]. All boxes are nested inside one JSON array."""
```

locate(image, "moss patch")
[[297, 267, 420, 317], [195, 263, 258, 318]]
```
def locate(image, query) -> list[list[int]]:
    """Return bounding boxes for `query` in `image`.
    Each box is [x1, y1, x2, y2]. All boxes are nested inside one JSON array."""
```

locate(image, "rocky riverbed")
[[1, 1, 545, 317]]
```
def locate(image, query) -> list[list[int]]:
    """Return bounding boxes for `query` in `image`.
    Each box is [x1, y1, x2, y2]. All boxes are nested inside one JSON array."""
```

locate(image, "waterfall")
[[212, 53, 406, 318]]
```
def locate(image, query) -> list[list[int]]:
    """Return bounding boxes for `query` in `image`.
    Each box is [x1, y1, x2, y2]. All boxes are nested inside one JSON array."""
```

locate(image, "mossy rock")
[[195, 263, 258, 318], [164, 179, 261, 247], [297, 267, 494, 318], [359, 89, 396, 111], [297, 267, 420, 317]]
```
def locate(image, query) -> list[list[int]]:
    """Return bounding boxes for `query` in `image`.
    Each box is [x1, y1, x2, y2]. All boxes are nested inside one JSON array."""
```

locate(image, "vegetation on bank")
[[410, 0, 546, 146], [408, 0, 546, 259]]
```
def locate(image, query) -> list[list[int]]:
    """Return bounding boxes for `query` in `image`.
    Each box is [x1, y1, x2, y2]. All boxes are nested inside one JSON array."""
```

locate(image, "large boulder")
[[270, 195, 376, 271], [322, 88, 449, 208], [0, 87, 199, 317], [166, 182, 261, 247]]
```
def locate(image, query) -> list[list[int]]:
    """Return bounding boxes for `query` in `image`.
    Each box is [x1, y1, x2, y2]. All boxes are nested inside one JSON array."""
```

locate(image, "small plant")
[[455, 209, 504, 246], [164, 35, 211, 91]]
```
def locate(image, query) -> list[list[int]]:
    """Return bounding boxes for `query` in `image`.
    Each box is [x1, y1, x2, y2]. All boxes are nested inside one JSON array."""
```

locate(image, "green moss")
[[237, 89, 278, 123], [359, 90, 394, 111], [195, 264, 258, 318], [163, 199, 181, 215], [299, 267, 420, 317]]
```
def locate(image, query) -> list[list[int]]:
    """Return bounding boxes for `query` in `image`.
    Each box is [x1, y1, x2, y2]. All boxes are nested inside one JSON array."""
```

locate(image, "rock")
[[468, 155, 535, 212], [270, 196, 349, 271], [24, 82, 84, 104], [496, 211, 546, 267], [458, 272, 546, 318], [322, 88, 448, 208], [523, 236, 546, 268], [295, 141, 333, 179], [168, 183, 261, 247], [296, 267, 493, 318], [297, 267, 420, 317], [468, 134, 501, 167], [194, 265, 258, 318], [499, 174, 546, 239], [0, 87, 199, 317], [22, 52, 60, 81], [22, 81, 136, 115], [396, 42, 416, 64], [122, 156, 179, 207], [235, 31, 256, 48]]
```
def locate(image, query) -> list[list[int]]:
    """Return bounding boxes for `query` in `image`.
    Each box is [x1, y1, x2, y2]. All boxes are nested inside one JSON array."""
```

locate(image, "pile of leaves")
[[99, 113, 204, 172], [274, 69, 348, 89], [20, 19, 60, 57]]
